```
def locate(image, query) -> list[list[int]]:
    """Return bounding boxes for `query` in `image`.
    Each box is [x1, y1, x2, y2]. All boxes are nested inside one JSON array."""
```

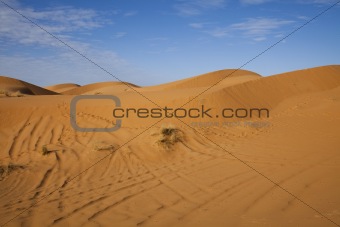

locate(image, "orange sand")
[[0, 65, 340, 226]]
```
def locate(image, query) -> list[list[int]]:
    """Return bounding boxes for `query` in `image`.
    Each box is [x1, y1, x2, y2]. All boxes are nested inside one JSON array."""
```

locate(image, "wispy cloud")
[[204, 18, 294, 41], [207, 27, 230, 37], [174, 4, 200, 16], [297, 15, 309, 20], [240, 0, 272, 5], [197, 0, 226, 8], [146, 46, 179, 55], [253, 36, 267, 41], [231, 18, 293, 36], [242, 0, 337, 5], [113, 32, 127, 38], [0, 51, 129, 85], [297, 0, 339, 4], [124, 10, 138, 17], [189, 22, 214, 28], [146, 37, 169, 41], [174, 0, 226, 16], [0, 1, 145, 85], [0, 2, 107, 49], [189, 23, 205, 28]]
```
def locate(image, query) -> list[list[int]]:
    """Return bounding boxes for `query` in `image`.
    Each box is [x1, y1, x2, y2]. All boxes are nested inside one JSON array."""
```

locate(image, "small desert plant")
[[0, 90, 24, 97], [0, 163, 24, 180], [42, 145, 49, 155], [0, 166, 6, 178], [0, 90, 10, 96], [42, 145, 54, 155], [93, 142, 115, 151], [12, 91, 24, 97], [156, 125, 184, 150]]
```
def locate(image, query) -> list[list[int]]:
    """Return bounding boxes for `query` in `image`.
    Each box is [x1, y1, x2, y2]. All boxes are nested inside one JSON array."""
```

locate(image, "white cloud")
[[0, 51, 128, 86], [253, 36, 267, 41], [0, 1, 147, 85], [0, 1, 106, 49], [231, 18, 293, 35], [174, 4, 200, 16], [240, 0, 271, 5], [205, 18, 294, 41], [146, 46, 179, 55], [197, 0, 226, 8], [174, 0, 226, 16], [189, 22, 207, 28], [113, 32, 127, 38], [207, 27, 230, 37], [298, 0, 339, 4], [297, 15, 309, 20], [0, 47, 155, 86], [146, 37, 169, 41], [124, 10, 138, 17], [231, 18, 294, 36]]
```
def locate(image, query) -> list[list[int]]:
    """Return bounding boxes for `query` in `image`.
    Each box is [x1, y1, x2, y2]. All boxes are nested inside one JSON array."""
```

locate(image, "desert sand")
[[0, 65, 340, 226]]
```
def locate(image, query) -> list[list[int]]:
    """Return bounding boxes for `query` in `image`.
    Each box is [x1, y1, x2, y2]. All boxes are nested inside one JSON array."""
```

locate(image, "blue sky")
[[0, 0, 339, 86]]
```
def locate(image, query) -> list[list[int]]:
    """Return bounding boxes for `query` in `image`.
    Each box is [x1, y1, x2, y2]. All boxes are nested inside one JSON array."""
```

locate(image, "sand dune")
[[44, 83, 80, 94], [142, 69, 261, 91], [0, 76, 58, 97], [0, 65, 340, 226], [199, 65, 340, 110], [62, 81, 140, 95], [93, 65, 340, 127]]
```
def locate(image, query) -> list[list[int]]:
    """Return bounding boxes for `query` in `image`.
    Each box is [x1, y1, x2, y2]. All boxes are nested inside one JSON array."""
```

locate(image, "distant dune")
[[142, 69, 261, 91], [0, 65, 339, 227], [199, 65, 340, 110], [0, 76, 58, 96], [44, 83, 80, 93], [61, 81, 140, 95]]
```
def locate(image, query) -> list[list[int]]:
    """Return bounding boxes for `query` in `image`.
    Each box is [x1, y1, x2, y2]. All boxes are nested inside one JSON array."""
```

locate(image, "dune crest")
[[62, 81, 140, 95], [143, 69, 261, 91], [44, 83, 80, 93], [197, 65, 340, 111]]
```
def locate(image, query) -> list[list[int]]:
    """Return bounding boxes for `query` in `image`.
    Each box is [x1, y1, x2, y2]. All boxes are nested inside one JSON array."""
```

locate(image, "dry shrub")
[[42, 145, 51, 155], [0, 90, 10, 96], [156, 125, 184, 150], [0, 90, 24, 97], [93, 142, 116, 151], [41, 145, 58, 155], [0, 163, 25, 180]]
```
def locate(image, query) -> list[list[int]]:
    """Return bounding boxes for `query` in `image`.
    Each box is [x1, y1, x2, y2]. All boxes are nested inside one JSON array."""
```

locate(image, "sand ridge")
[[142, 69, 261, 91], [44, 83, 81, 94], [0, 76, 58, 96], [62, 81, 140, 95]]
